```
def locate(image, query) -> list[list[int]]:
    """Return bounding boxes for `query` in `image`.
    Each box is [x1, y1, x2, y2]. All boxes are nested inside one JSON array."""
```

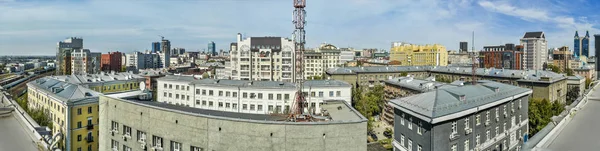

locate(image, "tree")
[[400, 72, 408, 77], [585, 78, 592, 89], [566, 87, 580, 105], [565, 68, 574, 76], [352, 85, 385, 131], [528, 98, 564, 136], [547, 64, 561, 73], [307, 76, 322, 80]]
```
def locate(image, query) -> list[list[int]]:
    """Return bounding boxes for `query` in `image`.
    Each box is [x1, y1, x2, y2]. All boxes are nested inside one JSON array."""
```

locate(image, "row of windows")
[[110, 121, 206, 151], [398, 136, 422, 151], [163, 85, 342, 100]]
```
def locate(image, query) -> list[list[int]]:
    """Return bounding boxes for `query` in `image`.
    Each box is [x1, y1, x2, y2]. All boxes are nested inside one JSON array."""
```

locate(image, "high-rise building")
[[480, 43, 523, 70], [595, 34, 600, 79], [389, 42, 448, 66], [553, 46, 572, 73], [71, 49, 101, 75], [575, 31, 581, 58], [161, 39, 171, 68], [208, 41, 216, 56], [152, 42, 160, 53], [230, 34, 296, 82], [101, 52, 123, 72], [460, 41, 468, 53], [126, 51, 160, 70], [520, 32, 548, 70], [583, 31, 590, 58], [56, 37, 84, 75]]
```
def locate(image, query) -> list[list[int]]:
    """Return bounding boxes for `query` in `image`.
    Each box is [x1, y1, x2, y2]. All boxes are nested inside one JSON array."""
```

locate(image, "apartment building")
[[126, 52, 160, 70], [390, 80, 532, 151], [101, 52, 123, 72], [520, 32, 548, 70], [71, 49, 101, 75], [480, 43, 523, 70], [26, 77, 103, 151], [56, 37, 84, 75], [156, 75, 351, 114], [230, 34, 296, 82], [390, 42, 448, 66], [552, 46, 572, 73]]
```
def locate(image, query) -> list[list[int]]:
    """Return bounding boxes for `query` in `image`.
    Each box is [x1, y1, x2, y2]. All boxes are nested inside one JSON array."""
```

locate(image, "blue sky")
[[0, 0, 599, 56]]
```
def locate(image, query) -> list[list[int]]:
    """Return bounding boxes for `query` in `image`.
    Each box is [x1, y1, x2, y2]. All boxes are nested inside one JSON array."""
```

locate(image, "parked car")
[[383, 131, 392, 138]]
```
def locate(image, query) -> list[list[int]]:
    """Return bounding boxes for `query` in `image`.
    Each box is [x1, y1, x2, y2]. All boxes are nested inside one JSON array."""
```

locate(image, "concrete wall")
[[99, 96, 367, 151]]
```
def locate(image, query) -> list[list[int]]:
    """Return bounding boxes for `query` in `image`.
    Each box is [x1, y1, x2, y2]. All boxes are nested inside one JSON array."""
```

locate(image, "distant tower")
[[459, 42, 468, 53], [574, 31, 582, 58], [583, 30, 590, 58], [152, 42, 160, 53], [208, 41, 216, 56], [161, 37, 171, 68]]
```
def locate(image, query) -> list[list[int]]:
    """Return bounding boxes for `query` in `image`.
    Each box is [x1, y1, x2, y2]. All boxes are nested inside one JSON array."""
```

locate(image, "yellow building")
[[27, 77, 102, 151], [48, 71, 145, 94], [390, 42, 448, 66]]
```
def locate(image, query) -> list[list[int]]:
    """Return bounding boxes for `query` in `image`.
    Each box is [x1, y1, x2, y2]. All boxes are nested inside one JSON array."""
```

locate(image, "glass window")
[[277, 94, 282, 100], [243, 104, 248, 110], [336, 91, 341, 97], [258, 105, 263, 111], [243, 92, 248, 98], [268, 94, 273, 100], [233, 92, 237, 97]]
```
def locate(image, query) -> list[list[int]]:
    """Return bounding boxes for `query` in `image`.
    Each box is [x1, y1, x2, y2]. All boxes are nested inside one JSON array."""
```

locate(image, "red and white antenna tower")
[[289, 0, 307, 120]]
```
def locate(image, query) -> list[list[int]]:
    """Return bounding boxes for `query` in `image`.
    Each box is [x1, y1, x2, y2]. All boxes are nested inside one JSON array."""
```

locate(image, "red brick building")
[[480, 44, 523, 70], [101, 51, 122, 72]]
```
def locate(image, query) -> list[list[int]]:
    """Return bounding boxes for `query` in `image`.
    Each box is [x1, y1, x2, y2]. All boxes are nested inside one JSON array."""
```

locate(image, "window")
[[417, 121, 422, 135], [152, 136, 163, 148], [226, 103, 231, 108], [336, 91, 341, 97], [418, 145, 422, 151], [233, 92, 237, 97], [495, 126, 499, 136], [175, 94, 179, 99], [232, 103, 238, 109], [519, 115, 522, 124], [277, 94, 282, 100], [268, 94, 273, 100], [284, 94, 289, 100], [258, 93, 262, 99], [258, 105, 263, 111], [519, 99, 522, 109], [486, 130, 490, 141], [123, 125, 132, 137], [243, 104, 248, 110], [250, 104, 256, 111], [495, 108, 499, 120], [196, 89, 200, 94], [243, 92, 247, 98], [77, 108, 82, 115], [111, 139, 119, 150], [503, 105, 507, 117], [451, 144, 457, 151], [186, 96, 189, 101], [137, 131, 146, 142], [78, 135, 82, 141], [486, 111, 490, 123], [88, 106, 92, 113], [318, 91, 323, 97], [400, 113, 405, 125], [451, 121, 457, 134], [176, 85, 179, 90], [202, 100, 207, 106], [169, 84, 172, 89], [77, 121, 82, 128], [88, 144, 92, 151], [503, 122, 507, 133], [464, 117, 470, 129], [164, 92, 167, 97], [329, 91, 334, 97], [202, 90, 206, 95], [191, 146, 204, 151], [408, 139, 412, 151], [164, 84, 167, 88], [169, 93, 172, 98], [400, 135, 405, 146], [476, 115, 481, 125], [196, 100, 200, 105], [218, 102, 223, 108], [87, 117, 92, 126], [78, 147, 81, 151], [476, 134, 480, 146], [408, 118, 413, 130], [187, 86, 189, 91], [209, 101, 213, 107], [123, 145, 132, 151], [171, 141, 182, 151], [111, 121, 119, 131], [209, 90, 214, 96], [226, 91, 230, 97], [464, 140, 469, 151], [511, 102, 515, 112]]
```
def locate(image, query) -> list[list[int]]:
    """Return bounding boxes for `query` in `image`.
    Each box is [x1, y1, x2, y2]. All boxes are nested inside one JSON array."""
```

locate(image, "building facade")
[[230, 34, 296, 82], [56, 37, 84, 75], [390, 42, 448, 66], [152, 42, 160, 53], [126, 52, 160, 70], [552, 46, 572, 73], [520, 32, 548, 70], [480, 44, 523, 70], [71, 49, 101, 75], [48, 71, 145, 94], [156, 76, 352, 114], [27, 77, 103, 151], [208, 41, 216, 56], [98, 95, 367, 151], [161, 39, 171, 68], [101, 52, 123, 72], [303, 43, 345, 78], [595, 34, 600, 79], [460, 42, 468, 53], [390, 81, 532, 151]]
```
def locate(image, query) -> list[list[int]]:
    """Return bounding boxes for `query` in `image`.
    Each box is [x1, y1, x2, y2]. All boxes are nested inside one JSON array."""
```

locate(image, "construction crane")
[[158, 35, 164, 41], [288, 0, 307, 121]]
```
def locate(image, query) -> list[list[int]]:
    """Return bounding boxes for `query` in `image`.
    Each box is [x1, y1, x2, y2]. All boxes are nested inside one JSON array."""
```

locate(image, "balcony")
[[86, 136, 94, 143], [86, 124, 94, 130], [449, 132, 459, 141]]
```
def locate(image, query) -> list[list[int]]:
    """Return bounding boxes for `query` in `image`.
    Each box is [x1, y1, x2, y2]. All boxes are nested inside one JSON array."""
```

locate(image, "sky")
[[1, 0, 599, 56]]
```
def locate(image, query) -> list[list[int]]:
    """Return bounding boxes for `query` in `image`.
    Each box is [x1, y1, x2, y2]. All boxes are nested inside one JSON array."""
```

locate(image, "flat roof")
[[115, 97, 366, 124], [158, 76, 351, 89]]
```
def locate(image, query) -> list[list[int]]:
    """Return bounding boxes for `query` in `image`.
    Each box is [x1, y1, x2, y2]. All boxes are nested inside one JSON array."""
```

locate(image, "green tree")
[[400, 72, 408, 77], [307, 76, 322, 80], [565, 68, 574, 76], [547, 64, 561, 73], [528, 98, 564, 136], [585, 78, 592, 89], [566, 87, 580, 105], [352, 85, 385, 131]]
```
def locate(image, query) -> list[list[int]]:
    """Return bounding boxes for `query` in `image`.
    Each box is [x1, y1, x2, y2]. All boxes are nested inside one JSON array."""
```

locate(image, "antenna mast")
[[290, 0, 307, 120], [472, 31, 477, 85]]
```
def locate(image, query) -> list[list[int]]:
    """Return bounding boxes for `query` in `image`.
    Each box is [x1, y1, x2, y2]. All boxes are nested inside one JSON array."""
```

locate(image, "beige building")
[[390, 42, 448, 66], [230, 34, 296, 82], [304, 43, 346, 78], [552, 46, 571, 73]]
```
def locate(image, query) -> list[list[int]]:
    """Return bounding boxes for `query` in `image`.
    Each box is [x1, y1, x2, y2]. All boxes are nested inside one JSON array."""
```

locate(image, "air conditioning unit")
[[122, 135, 128, 141], [496, 117, 499, 122], [465, 128, 472, 135], [112, 147, 118, 151], [140, 143, 146, 149], [485, 121, 490, 126], [153, 145, 163, 151], [139, 138, 146, 144]]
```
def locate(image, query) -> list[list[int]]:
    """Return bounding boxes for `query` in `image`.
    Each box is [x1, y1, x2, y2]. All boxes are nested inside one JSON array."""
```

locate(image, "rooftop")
[[116, 97, 366, 124], [384, 77, 455, 92], [523, 31, 545, 39], [158, 75, 351, 89], [27, 77, 101, 105], [389, 80, 532, 124], [49, 71, 144, 84]]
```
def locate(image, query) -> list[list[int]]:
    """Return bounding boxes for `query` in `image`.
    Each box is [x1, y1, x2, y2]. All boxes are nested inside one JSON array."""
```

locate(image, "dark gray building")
[[460, 42, 468, 53], [595, 34, 600, 79], [389, 80, 532, 151]]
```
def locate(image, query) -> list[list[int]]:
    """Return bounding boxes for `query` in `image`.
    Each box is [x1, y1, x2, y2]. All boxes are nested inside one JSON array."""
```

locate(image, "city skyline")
[[1, 0, 600, 56]]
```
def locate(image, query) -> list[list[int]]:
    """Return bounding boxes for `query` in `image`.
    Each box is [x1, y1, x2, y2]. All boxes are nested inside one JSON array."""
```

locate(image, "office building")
[[161, 39, 171, 68], [98, 94, 367, 151], [172, 47, 185, 56], [575, 31, 581, 58], [27, 77, 103, 151], [101, 52, 123, 72], [230, 34, 296, 82], [480, 43, 523, 70], [583, 31, 590, 58], [152, 42, 160, 53], [56, 37, 84, 75], [71, 49, 101, 75], [595, 34, 600, 79], [390, 42, 448, 66], [460, 41, 468, 53], [520, 32, 548, 70], [390, 80, 532, 151], [552, 46, 572, 73], [208, 41, 216, 56], [126, 52, 161, 70], [156, 76, 351, 114]]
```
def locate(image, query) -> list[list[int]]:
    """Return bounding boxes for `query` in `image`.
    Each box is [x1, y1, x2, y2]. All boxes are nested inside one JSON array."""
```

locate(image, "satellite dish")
[[139, 81, 146, 91]]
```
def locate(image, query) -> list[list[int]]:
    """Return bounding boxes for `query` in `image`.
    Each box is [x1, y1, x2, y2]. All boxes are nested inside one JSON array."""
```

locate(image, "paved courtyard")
[[0, 114, 38, 151], [546, 89, 600, 151]]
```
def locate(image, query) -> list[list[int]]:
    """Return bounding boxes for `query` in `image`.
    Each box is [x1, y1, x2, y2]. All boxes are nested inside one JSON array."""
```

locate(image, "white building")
[[303, 43, 347, 78], [71, 49, 101, 75], [126, 52, 160, 70], [216, 61, 232, 79], [230, 33, 296, 82], [520, 32, 548, 70], [156, 75, 351, 114]]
